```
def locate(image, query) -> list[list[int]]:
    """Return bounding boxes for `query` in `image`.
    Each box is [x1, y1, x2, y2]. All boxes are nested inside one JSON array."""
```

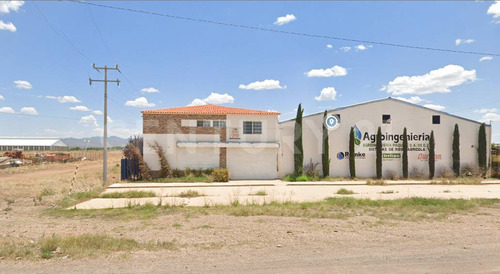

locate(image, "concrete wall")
[[278, 99, 492, 178]]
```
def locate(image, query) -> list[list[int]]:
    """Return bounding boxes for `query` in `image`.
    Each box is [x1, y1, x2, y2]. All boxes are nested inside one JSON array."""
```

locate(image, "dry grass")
[[366, 179, 387, 185], [430, 177, 482, 185], [336, 188, 356, 195]]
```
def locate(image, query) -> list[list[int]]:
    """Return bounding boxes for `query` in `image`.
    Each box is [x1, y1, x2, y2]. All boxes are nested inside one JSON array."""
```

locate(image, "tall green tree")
[[322, 111, 330, 177], [428, 130, 435, 179], [376, 126, 382, 179], [452, 124, 460, 177], [349, 127, 356, 178], [294, 104, 304, 175], [402, 127, 408, 179], [478, 123, 487, 174]]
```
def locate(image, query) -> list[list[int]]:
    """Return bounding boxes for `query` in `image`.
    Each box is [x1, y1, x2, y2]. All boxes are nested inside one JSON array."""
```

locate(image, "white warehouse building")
[[142, 98, 492, 179], [278, 98, 492, 178]]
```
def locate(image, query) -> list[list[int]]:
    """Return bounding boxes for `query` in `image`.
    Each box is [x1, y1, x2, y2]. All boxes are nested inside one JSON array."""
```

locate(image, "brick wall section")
[[143, 114, 227, 168]]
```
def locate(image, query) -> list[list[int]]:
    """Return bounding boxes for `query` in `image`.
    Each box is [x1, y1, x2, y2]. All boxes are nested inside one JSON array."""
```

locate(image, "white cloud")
[[202, 92, 234, 104], [455, 39, 474, 46], [125, 97, 155, 107], [140, 87, 159, 93], [314, 87, 337, 101], [187, 99, 207, 106], [0, 1, 24, 14], [69, 105, 91, 112], [480, 112, 500, 123], [474, 108, 497, 114], [479, 56, 493, 62], [306, 65, 347, 78], [20, 107, 38, 115], [381, 65, 476, 95], [46, 95, 81, 103], [0, 20, 16, 32], [424, 104, 446, 111], [326, 44, 333, 49], [79, 115, 98, 127], [93, 110, 103, 115], [0, 95, 4, 100], [394, 96, 429, 104], [14, 80, 32, 89], [107, 116, 113, 123], [340, 46, 351, 52], [487, 1, 500, 22], [355, 44, 372, 51], [0, 107, 15, 113], [273, 14, 296, 26], [239, 79, 286, 90]]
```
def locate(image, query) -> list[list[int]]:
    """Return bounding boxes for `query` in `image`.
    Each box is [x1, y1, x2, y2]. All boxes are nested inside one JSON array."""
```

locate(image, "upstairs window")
[[197, 120, 211, 127], [432, 115, 441, 124], [243, 121, 262, 134], [382, 114, 391, 124], [213, 120, 226, 128]]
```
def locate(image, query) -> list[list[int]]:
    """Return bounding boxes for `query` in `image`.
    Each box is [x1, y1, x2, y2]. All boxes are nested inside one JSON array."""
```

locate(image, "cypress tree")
[[376, 126, 382, 179], [478, 123, 487, 174], [294, 104, 304, 175], [349, 127, 356, 178], [402, 127, 408, 179], [322, 110, 330, 177], [452, 124, 460, 177], [429, 130, 435, 179]]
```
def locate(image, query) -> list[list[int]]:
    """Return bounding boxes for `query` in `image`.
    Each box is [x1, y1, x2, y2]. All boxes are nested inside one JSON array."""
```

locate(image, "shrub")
[[385, 170, 399, 180], [376, 126, 382, 179], [410, 167, 427, 179], [171, 169, 183, 178], [402, 127, 408, 179], [192, 168, 203, 177], [461, 163, 480, 177], [437, 167, 454, 179], [149, 141, 172, 178], [123, 135, 143, 157], [126, 143, 152, 181], [303, 159, 320, 178], [203, 168, 214, 176], [184, 167, 192, 176], [212, 168, 230, 182], [203, 174, 214, 183], [294, 103, 304, 175]]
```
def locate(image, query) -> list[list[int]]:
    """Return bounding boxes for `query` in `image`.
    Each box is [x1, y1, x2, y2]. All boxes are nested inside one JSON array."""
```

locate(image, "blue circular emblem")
[[325, 115, 339, 130], [337, 152, 344, 160]]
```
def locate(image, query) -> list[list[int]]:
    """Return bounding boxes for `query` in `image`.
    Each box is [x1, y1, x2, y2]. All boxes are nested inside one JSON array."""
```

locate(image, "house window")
[[432, 115, 440, 124], [243, 121, 262, 134], [382, 114, 391, 124], [213, 120, 226, 128], [197, 120, 211, 127]]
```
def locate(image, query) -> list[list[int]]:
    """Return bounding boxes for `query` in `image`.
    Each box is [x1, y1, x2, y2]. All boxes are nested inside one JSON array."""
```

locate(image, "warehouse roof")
[[0, 137, 68, 147], [141, 104, 280, 115]]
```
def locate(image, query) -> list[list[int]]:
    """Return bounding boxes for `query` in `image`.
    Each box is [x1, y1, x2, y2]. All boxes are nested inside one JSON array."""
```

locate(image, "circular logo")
[[325, 115, 339, 130], [337, 152, 345, 160]]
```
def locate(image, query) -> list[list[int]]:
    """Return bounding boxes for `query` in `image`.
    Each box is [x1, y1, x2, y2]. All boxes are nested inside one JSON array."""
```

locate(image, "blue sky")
[[0, 1, 499, 142]]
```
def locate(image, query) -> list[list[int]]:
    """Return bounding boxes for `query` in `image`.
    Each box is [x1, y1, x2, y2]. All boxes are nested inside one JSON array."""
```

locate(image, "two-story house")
[[141, 104, 280, 179]]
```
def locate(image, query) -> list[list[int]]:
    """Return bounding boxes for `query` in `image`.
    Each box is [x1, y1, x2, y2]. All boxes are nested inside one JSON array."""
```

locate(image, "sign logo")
[[337, 152, 345, 160], [353, 125, 362, 146], [336, 151, 366, 160], [325, 115, 340, 130]]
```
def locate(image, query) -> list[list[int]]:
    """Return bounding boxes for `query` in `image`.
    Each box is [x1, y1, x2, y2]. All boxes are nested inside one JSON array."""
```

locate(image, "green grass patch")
[[47, 198, 499, 223], [99, 191, 156, 199], [366, 179, 387, 185], [250, 190, 267, 196], [0, 234, 178, 260], [60, 190, 102, 208], [336, 188, 356, 195], [177, 190, 203, 198], [430, 178, 482, 185]]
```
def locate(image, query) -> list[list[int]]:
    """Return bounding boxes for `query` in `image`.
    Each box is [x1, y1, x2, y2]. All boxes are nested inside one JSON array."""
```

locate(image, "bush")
[[212, 168, 230, 182], [184, 167, 192, 177], [437, 167, 455, 179], [171, 169, 183, 178], [303, 159, 320, 178], [192, 168, 203, 177], [385, 170, 399, 180], [203, 168, 213, 176], [149, 141, 172, 178], [461, 163, 481, 177]]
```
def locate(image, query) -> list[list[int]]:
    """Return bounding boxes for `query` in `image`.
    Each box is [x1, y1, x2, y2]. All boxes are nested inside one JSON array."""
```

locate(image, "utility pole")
[[89, 64, 120, 184]]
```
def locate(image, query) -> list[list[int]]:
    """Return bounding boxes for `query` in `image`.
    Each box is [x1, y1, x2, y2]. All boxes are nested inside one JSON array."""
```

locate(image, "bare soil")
[[0, 153, 499, 273]]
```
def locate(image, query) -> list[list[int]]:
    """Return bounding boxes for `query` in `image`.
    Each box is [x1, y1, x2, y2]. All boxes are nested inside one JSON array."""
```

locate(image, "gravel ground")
[[1, 197, 499, 273]]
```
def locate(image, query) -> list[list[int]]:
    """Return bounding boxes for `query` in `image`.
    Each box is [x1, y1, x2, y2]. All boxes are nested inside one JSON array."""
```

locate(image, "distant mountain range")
[[61, 136, 128, 148]]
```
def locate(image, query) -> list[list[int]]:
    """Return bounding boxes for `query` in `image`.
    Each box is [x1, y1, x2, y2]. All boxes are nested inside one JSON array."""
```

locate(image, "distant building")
[[0, 137, 69, 151]]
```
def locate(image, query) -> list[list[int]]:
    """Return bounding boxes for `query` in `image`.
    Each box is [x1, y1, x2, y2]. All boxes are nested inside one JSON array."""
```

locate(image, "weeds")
[[250, 190, 267, 196], [336, 188, 356, 195], [430, 178, 482, 185], [366, 179, 387, 185], [99, 191, 156, 199], [177, 190, 203, 198], [378, 190, 397, 194]]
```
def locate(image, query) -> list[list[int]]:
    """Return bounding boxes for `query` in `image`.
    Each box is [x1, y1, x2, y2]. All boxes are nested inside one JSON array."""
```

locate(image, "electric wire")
[[71, 0, 500, 57]]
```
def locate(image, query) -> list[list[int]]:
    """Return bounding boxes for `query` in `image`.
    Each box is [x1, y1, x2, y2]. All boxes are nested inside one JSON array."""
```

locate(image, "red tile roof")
[[141, 104, 280, 115]]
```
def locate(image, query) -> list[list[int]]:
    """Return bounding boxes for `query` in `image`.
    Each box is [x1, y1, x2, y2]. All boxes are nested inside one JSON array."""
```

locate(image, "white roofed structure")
[[0, 137, 68, 151]]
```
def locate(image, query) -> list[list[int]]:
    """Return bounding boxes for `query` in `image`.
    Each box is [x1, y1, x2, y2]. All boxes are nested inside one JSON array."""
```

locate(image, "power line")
[[71, 0, 500, 57]]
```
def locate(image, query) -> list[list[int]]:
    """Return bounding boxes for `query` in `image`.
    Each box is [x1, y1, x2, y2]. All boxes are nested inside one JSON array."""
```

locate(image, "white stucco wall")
[[278, 99, 492, 178], [225, 114, 279, 143]]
